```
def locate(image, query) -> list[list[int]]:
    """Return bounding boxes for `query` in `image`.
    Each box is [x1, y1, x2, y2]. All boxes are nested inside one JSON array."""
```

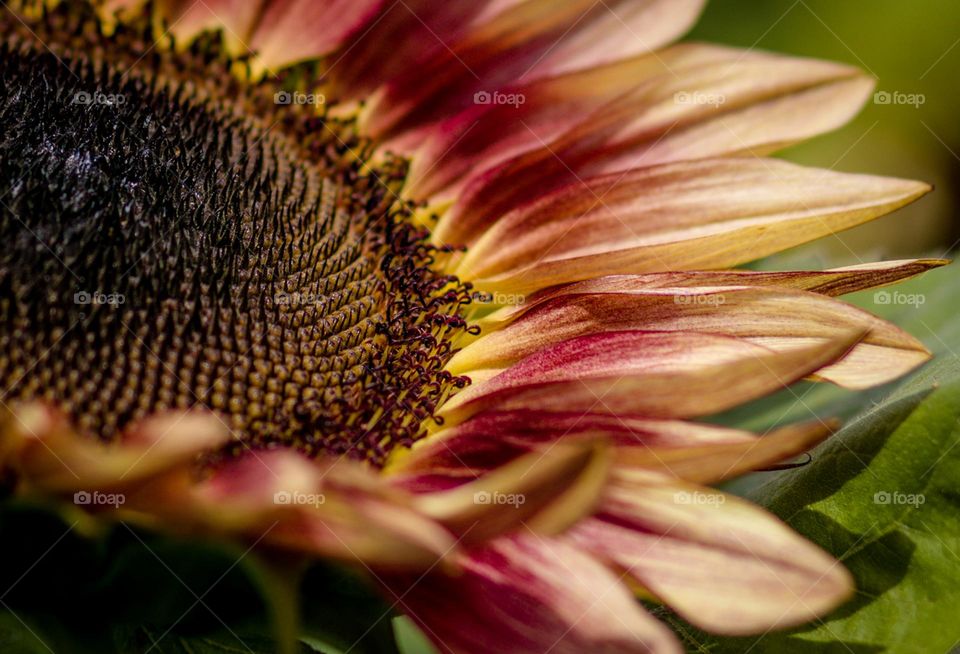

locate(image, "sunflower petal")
[[456, 159, 929, 293], [159, 0, 264, 54], [439, 329, 863, 425], [483, 260, 947, 314], [408, 441, 611, 543], [615, 420, 837, 483], [1, 403, 230, 493], [391, 535, 683, 654], [392, 411, 757, 479], [452, 285, 930, 388], [363, 0, 703, 142], [186, 449, 458, 568], [249, 0, 383, 73], [568, 474, 853, 634], [433, 52, 874, 245]]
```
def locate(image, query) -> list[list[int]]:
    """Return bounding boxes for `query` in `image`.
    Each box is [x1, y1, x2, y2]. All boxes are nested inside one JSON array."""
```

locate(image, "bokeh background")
[[686, 0, 960, 265]]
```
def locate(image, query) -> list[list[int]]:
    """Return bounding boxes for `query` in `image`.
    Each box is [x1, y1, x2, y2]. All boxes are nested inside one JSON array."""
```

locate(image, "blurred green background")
[[686, 0, 960, 265]]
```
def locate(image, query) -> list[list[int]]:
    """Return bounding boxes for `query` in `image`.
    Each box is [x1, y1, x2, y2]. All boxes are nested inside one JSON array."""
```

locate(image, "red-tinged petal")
[[567, 475, 853, 635], [451, 286, 930, 389], [483, 260, 948, 318], [408, 441, 610, 543], [326, 1, 512, 103], [433, 52, 874, 246], [362, 0, 700, 143], [406, 43, 730, 203], [615, 420, 837, 484], [158, 0, 264, 55], [390, 535, 682, 654], [187, 449, 458, 568], [393, 411, 832, 486], [438, 330, 863, 425], [454, 159, 929, 293], [391, 411, 757, 480], [524, 0, 705, 78], [249, 0, 384, 74], [1, 403, 230, 493]]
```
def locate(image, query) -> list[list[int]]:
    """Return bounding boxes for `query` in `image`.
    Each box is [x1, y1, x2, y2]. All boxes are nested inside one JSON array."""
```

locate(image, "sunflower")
[[0, 0, 944, 652]]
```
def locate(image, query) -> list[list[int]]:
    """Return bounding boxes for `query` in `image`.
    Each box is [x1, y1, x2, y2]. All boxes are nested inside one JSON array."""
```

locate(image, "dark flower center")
[[0, 4, 472, 465]]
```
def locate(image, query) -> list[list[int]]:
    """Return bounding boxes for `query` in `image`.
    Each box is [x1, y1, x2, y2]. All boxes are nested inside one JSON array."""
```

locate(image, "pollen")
[[0, 3, 473, 465]]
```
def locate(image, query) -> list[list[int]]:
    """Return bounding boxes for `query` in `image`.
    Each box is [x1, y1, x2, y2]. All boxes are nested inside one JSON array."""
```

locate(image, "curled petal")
[[1, 403, 230, 493], [392, 411, 758, 479], [182, 449, 459, 568], [568, 474, 853, 634], [406, 441, 611, 543], [389, 535, 682, 654], [393, 411, 832, 486], [615, 420, 837, 484]]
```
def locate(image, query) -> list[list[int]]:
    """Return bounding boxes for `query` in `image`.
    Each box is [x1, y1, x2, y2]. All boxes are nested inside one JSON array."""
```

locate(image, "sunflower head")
[[1, 1, 476, 466], [0, 1, 947, 653]]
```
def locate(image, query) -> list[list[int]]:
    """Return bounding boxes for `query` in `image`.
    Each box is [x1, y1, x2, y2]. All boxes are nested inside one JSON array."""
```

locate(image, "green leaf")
[[681, 355, 960, 652], [393, 616, 439, 654]]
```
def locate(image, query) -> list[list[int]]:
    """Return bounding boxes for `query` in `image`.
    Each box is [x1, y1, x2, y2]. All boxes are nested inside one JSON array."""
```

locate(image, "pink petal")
[[433, 52, 874, 245], [567, 474, 853, 634], [452, 285, 929, 389], [249, 0, 384, 73], [454, 159, 928, 293], [362, 0, 701, 143], [2, 403, 229, 492], [439, 330, 862, 425], [390, 535, 682, 654], [393, 411, 756, 479]]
